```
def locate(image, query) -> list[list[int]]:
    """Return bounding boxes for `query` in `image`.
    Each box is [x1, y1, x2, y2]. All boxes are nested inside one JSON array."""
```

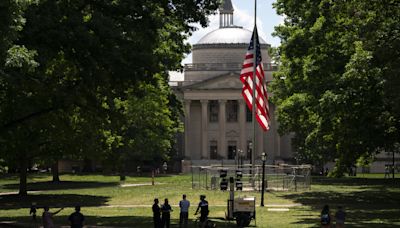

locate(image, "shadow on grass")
[[0, 215, 234, 228], [2, 180, 119, 192], [285, 177, 400, 227], [312, 176, 399, 186], [0, 194, 109, 210]]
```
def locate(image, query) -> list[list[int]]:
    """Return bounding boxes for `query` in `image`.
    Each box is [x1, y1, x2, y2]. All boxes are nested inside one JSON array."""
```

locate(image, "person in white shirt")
[[42, 206, 63, 228], [179, 194, 190, 227]]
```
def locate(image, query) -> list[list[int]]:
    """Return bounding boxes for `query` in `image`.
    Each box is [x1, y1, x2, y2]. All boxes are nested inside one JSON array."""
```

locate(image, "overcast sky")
[[170, 0, 282, 81]]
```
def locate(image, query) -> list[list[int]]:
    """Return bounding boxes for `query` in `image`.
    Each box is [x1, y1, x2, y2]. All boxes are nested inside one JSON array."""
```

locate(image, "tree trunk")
[[19, 154, 28, 196], [52, 160, 60, 182]]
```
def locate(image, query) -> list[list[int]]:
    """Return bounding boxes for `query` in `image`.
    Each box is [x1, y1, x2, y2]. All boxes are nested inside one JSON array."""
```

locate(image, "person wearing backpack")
[[320, 205, 331, 227]]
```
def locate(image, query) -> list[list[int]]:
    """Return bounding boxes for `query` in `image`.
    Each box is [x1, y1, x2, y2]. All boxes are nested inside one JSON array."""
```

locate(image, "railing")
[[184, 63, 278, 71]]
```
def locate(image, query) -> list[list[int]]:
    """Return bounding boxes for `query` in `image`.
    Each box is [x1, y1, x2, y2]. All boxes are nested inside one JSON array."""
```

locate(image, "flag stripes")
[[240, 27, 270, 131]]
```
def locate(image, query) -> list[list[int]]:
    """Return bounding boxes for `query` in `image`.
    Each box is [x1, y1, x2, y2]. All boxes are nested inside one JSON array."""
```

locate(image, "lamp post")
[[261, 152, 266, 207], [233, 149, 236, 167], [238, 149, 243, 169], [248, 142, 252, 174]]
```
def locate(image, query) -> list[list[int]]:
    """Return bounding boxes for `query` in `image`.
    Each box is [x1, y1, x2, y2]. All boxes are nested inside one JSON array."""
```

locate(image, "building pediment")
[[226, 130, 239, 137], [183, 73, 242, 90]]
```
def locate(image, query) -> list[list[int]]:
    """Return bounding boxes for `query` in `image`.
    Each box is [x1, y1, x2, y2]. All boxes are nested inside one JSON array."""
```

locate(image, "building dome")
[[197, 27, 267, 45], [189, 0, 271, 65]]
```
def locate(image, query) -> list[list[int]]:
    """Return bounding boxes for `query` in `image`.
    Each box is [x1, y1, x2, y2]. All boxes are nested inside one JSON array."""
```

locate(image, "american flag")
[[240, 27, 270, 131]]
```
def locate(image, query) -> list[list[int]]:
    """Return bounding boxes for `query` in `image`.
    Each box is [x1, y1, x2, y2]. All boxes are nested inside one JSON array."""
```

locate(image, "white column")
[[201, 100, 208, 159], [239, 100, 246, 152], [219, 100, 226, 158], [184, 100, 191, 159]]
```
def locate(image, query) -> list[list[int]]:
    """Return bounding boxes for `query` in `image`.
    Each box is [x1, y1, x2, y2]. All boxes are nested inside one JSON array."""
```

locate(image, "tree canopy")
[[0, 0, 219, 194], [271, 0, 400, 176]]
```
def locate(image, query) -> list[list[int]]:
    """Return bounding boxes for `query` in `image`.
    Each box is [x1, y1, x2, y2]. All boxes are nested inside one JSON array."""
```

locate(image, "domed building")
[[174, 0, 294, 168]]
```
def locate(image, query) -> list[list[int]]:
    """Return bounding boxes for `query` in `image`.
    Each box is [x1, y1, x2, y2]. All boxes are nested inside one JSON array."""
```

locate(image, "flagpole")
[[251, 0, 257, 175]]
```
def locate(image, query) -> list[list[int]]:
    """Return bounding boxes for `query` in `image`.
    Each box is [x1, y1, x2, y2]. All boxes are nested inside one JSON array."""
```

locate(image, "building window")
[[226, 100, 238, 122], [209, 100, 219, 122], [210, 141, 218, 159], [228, 141, 237, 159], [246, 105, 252, 122]]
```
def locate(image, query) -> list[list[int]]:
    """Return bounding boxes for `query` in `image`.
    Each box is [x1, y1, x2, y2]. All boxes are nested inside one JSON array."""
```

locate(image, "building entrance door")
[[228, 145, 237, 160]]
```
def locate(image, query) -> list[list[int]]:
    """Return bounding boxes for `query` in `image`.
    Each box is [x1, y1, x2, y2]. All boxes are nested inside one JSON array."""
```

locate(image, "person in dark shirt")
[[195, 195, 209, 225], [335, 206, 346, 228], [161, 198, 173, 228], [68, 206, 84, 228], [152, 198, 161, 228], [320, 205, 331, 228], [30, 203, 37, 221]]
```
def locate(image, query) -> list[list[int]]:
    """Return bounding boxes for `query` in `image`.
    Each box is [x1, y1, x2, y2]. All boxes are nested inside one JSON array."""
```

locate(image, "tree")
[[0, 0, 219, 195], [271, 0, 400, 176]]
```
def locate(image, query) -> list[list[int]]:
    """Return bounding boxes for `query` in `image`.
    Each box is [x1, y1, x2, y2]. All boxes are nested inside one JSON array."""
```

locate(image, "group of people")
[[320, 205, 346, 228], [152, 194, 209, 228], [30, 205, 85, 228]]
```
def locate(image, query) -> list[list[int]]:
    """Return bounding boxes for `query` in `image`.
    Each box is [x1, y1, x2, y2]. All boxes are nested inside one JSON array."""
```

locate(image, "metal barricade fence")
[[191, 164, 311, 191]]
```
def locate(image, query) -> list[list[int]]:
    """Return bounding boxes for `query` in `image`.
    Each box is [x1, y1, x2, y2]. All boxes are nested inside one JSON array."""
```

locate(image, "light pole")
[[238, 149, 243, 169], [261, 152, 266, 207], [248, 142, 252, 174], [233, 149, 236, 167]]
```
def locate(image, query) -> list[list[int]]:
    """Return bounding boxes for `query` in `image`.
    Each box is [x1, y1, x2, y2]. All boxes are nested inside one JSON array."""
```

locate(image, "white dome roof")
[[196, 27, 267, 45]]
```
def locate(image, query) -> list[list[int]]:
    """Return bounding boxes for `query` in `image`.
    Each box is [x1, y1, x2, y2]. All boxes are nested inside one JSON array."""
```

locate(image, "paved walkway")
[[0, 183, 160, 196], [0, 191, 44, 196]]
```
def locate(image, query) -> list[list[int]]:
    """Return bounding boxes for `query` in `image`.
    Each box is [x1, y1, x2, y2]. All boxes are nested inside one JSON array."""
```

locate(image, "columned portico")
[[239, 100, 246, 152], [200, 100, 208, 159], [184, 100, 191, 158], [218, 99, 227, 158]]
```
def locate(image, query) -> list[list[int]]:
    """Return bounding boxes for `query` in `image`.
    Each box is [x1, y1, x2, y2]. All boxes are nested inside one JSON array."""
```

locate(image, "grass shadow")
[[0, 194, 110, 210], [281, 177, 400, 227], [2, 180, 119, 191], [0, 215, 236, 227], [312, 176, 400, 186]]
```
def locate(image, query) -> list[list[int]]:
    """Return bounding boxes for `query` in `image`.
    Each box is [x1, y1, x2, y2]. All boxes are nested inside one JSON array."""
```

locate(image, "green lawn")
[[0, 173, 399, 227]]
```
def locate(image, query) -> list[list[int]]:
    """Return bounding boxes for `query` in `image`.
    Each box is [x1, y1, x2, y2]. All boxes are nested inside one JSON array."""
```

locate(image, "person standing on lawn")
[[42, 206, 64, 228], [194, 195, 209, 225], [179, 194, 190, 227], [68, 206, 85, 228], [335, 206, 346, 228], [153, 198, 162, 228], [161, 198, 173, 228], [320, 205, 331, 228]]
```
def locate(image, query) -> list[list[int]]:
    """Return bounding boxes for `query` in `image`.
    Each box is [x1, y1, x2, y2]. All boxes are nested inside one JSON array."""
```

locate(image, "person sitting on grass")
[[42, 206, 64, 228], [68, 205, 85, 228]]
